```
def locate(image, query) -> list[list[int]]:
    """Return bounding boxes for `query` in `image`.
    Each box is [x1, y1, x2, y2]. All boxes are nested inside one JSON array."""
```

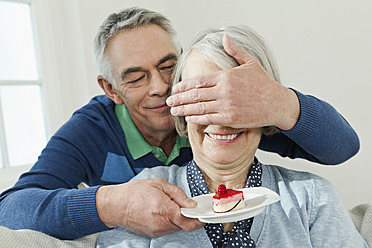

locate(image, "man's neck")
[[142, 129, 177, 156]]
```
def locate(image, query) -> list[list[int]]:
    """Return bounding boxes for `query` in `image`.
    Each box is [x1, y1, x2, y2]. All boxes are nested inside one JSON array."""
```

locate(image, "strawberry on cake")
[[212, 184, 245, 213]]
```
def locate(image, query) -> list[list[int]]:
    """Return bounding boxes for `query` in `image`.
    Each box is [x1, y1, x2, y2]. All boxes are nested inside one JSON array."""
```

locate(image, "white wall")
[[3, 0, 372, 208]]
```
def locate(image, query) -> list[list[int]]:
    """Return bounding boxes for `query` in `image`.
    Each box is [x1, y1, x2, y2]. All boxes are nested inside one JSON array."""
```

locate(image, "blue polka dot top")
[[186, 158, 262, 248]]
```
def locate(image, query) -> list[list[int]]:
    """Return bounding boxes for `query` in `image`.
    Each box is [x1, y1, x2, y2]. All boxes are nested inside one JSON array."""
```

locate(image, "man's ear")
[[97, 75, 124, 105]]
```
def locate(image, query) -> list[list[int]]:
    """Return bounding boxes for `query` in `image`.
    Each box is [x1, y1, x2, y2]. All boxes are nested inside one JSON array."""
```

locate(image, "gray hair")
[[173, 25, 280, 136], [93, 7, 181, 88]]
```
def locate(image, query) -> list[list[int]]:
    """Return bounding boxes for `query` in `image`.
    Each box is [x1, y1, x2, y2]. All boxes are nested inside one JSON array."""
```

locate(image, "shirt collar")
[[115, 104, 190, 165]]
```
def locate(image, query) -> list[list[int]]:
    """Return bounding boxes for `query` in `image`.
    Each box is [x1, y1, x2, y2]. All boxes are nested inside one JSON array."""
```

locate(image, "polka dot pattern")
[[186, 158, 262, 248]]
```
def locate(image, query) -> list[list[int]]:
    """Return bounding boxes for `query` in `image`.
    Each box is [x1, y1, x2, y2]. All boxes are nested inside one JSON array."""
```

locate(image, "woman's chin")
[[207, 154, 240, 165]]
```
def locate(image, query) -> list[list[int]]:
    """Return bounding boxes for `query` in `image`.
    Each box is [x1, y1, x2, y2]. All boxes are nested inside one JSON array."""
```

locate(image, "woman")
[[97, 25, 367, 247]]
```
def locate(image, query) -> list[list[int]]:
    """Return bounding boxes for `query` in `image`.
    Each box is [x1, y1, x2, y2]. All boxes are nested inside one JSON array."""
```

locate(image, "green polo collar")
[[115, 104, 190, 165]]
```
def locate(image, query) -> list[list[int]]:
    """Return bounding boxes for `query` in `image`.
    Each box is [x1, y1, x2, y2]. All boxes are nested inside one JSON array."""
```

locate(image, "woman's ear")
[[97, 75, 124, 105]]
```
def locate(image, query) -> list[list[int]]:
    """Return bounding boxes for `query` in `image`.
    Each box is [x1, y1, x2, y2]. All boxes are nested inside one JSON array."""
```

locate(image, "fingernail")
[[166, 97, 174, 106], [186, 198, 197, 207], [172, 85, 179, 93], [170, 107, 178, 115]]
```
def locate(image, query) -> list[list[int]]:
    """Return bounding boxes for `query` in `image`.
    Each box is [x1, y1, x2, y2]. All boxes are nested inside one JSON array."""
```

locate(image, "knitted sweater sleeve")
[[259, 89, 359, 164]]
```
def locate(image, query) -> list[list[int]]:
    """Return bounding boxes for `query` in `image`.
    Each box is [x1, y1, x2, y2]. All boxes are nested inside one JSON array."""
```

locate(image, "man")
[[0, 7, 359, 240]]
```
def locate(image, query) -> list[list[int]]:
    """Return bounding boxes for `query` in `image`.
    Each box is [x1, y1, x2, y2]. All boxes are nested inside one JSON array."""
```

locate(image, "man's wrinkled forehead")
[[105, 24, 178, 56], [105, 25, 178, 65], [102, 25, 178, 87]]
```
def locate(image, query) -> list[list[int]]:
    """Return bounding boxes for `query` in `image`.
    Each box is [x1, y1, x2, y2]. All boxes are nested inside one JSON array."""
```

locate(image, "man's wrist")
[[96, 185, 117, 228], [281, 89, 318, 142], [276, 88, 300, 131]]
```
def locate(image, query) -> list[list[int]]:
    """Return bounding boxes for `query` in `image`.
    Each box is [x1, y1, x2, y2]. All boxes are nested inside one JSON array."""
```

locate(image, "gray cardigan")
[[97, 164, 368, 248]]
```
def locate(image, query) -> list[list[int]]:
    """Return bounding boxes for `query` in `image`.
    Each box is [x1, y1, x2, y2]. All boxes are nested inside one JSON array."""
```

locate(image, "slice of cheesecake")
[[212, 184, 245, 213]]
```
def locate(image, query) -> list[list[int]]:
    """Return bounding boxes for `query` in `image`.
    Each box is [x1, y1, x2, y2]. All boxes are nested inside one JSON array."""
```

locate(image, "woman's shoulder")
[[261, 163, 341, 218], [132, 164, 186, 184], [261, 163, 335, 196], [262, 164, 327, 182]]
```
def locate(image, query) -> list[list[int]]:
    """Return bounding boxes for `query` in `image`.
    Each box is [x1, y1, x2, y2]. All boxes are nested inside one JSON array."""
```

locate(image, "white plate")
[[181, 187, 280, 223]]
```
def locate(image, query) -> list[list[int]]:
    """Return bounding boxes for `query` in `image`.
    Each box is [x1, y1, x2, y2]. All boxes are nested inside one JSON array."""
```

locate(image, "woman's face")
[[182, 51, 262, 167]]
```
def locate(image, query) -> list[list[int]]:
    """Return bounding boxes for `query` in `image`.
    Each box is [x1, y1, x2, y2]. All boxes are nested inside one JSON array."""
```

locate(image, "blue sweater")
[[97, 164, 368, 248], [0, 91, 359, 239]]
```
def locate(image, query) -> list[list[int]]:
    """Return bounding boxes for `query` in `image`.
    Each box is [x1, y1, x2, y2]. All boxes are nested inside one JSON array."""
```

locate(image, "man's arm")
[[96, 178, 203, 238], [0, 113, 110, 239], [0, 160, 201, 240], [0, 98, 202, 239], [0, 185, 106, 239], [167, 34, 359, 164], [259, 90, 359, 164]]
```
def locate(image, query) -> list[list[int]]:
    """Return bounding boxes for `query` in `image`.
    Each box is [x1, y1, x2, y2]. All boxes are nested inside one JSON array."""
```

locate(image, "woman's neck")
[[195, 156, 255, 193]]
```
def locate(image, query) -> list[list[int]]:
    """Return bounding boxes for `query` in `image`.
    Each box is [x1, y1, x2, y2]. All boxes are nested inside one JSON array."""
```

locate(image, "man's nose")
[[148, 71, 170, 97]]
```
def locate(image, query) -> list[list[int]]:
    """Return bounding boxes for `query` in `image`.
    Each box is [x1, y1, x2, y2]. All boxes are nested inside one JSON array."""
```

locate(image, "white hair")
[[173, 25, 280, 136], [174, 25, 280, 84], [93, 7, 181, 88]]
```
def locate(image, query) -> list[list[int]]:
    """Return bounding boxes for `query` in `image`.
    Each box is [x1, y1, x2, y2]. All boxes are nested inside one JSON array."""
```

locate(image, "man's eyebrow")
[[156, 53, 178, 67]]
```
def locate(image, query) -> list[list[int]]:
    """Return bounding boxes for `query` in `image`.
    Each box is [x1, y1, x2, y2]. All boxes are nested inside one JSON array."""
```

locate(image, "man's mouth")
[[145, 103, 170, 114]]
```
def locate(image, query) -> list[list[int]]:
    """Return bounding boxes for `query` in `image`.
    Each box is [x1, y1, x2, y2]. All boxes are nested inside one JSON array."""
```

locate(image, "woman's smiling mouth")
[[205, 132, 242, 142]]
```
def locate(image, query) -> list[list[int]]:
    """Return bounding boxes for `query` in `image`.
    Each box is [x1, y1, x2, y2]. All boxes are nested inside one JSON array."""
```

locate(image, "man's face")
[[105, 25, 178, 137]]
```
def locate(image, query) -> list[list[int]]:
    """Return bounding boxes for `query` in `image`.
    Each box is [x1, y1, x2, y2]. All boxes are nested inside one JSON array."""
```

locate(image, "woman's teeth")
[[208, 133, 239, 140]]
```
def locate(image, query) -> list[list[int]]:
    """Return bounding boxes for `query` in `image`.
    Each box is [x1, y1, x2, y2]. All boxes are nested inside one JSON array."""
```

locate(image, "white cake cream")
[[212, 184, 245, 213]]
